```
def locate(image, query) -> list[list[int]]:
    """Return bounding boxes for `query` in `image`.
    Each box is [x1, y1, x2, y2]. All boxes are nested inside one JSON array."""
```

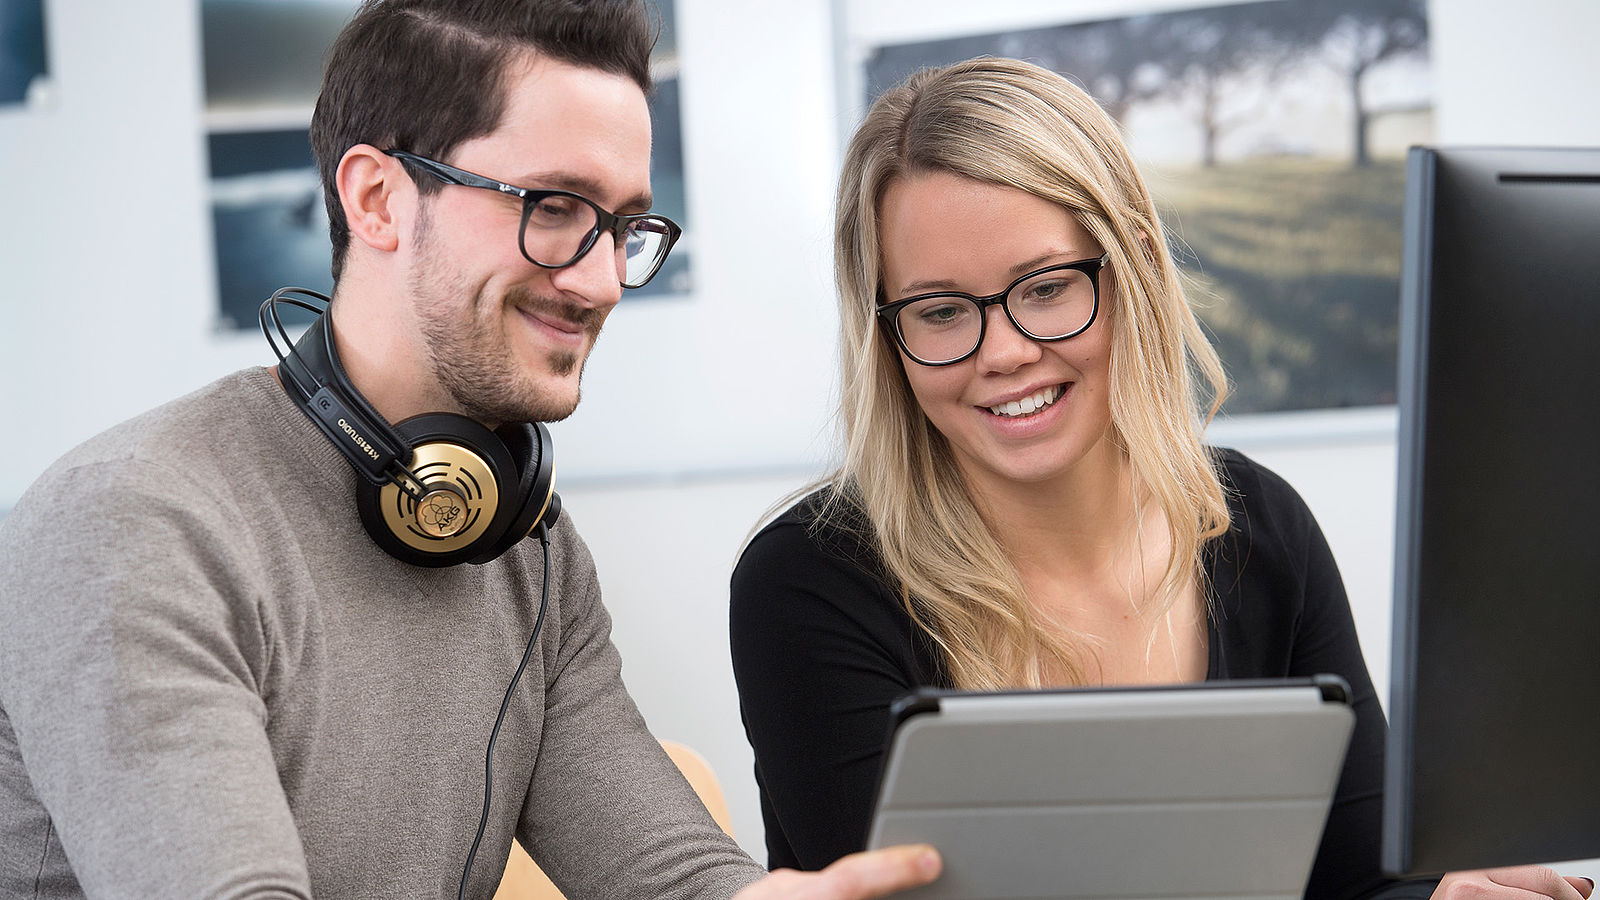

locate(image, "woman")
[[729, 57, 1591, 900]]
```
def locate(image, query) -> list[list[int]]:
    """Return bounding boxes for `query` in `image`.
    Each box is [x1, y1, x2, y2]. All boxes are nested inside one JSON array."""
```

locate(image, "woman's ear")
[[335, 144, 407, 254]]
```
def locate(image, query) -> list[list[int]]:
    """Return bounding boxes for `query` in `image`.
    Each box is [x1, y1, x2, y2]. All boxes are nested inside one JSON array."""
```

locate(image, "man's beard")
[[409, 226, 607, 424]]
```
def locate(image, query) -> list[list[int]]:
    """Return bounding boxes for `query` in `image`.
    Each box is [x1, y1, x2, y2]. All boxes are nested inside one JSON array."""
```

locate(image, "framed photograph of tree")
[[843, 0, 1432, 415]]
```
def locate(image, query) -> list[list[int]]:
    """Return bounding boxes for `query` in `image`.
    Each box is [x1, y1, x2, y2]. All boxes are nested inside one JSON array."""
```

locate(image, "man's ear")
[[336, 144, 408, 254]]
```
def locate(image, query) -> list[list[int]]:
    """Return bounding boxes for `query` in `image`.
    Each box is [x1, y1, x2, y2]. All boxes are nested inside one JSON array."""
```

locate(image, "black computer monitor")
[[1383, 145, 1600, 875]]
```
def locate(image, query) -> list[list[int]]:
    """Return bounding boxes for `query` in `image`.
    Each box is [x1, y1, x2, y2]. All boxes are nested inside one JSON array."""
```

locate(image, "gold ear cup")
[[377, 440, 501, 553]]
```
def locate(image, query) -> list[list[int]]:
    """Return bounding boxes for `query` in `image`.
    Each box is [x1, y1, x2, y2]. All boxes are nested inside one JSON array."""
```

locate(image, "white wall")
[[3, 0, 1598, 870]]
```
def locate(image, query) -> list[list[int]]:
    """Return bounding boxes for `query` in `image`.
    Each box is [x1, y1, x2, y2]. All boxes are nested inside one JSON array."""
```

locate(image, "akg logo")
[[420, 493, 463, 530]]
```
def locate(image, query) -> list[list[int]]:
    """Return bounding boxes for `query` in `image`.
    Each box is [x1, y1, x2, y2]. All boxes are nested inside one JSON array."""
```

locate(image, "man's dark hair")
[[311, 0, 655, 281]]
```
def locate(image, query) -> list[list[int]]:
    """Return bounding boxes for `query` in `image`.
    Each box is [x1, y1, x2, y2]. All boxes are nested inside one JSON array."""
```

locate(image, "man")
[[0, 1, 938, 897]]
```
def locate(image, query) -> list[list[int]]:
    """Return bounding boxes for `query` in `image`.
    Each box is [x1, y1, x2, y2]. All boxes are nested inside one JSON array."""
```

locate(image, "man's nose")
[[550, 232, 624, 311]]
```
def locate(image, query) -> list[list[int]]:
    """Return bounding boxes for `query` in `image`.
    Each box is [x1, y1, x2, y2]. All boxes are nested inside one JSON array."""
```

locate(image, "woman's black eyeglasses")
[[876, 254, 1109, 366]]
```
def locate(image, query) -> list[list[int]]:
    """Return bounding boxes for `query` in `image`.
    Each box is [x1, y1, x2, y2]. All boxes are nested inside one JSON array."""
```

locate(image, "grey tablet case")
[[866, 677, 1355, 900]]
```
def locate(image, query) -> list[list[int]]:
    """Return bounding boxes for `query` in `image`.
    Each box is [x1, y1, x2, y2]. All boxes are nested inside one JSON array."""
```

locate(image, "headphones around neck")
[[261, 288, 561, 567]]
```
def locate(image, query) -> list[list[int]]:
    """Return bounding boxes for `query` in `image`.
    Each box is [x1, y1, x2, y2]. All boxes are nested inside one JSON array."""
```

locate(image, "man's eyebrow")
[[511, 170, 653, 213]]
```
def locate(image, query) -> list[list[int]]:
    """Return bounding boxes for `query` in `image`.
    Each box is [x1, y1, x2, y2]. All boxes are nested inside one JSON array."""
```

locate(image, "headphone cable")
[[458, 523, 553, 900]]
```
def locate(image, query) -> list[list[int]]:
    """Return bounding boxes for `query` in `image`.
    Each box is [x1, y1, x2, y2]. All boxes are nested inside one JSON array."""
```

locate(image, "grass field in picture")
[[1148, 157, 1408, 414]]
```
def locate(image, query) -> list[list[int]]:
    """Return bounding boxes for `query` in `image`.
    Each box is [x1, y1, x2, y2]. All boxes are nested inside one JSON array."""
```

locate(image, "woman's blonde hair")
[[827, 56, 1231, 689]]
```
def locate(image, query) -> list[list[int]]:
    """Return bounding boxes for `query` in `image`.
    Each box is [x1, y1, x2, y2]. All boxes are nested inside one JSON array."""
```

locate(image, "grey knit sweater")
[[0, 368, 763, 900]]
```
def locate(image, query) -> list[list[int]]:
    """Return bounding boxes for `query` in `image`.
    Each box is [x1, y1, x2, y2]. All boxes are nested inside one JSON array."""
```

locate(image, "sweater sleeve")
[[729, 515, 926, 872], [514, 526, 763, 900], [0, 459, 312, 899]]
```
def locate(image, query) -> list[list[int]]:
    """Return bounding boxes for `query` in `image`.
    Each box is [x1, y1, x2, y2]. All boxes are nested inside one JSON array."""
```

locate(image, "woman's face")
[[878, 170, 1118, 496]]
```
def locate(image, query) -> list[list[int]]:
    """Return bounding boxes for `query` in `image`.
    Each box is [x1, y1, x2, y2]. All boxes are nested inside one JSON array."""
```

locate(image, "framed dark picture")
[[629, 0, 693, 298], [848, 0, 1432, 415], [201, 0, 353, 330], [0, 0, 50, 108], [209, 128, 331, 331], [202, 0, 693, 331]]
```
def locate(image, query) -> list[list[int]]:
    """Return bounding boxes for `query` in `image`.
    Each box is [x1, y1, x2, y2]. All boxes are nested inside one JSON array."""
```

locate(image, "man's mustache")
[[505, 285, 609, 335]]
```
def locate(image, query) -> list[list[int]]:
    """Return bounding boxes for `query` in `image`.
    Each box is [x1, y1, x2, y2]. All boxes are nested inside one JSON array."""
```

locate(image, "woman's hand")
[[1432, 866, 1595, 900]]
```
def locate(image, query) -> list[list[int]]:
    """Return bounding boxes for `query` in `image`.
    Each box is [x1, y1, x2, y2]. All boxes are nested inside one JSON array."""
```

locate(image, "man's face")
[[406, 54, 653, 425]]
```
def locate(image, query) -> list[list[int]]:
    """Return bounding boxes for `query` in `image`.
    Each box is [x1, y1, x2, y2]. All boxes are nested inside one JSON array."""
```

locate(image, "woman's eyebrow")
[[1007, 249, 1091, 277], [896, 249, 1093, 296]]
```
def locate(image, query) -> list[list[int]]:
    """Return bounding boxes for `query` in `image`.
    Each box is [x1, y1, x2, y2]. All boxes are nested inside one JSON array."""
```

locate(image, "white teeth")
[[989, 385, 1064, 418]]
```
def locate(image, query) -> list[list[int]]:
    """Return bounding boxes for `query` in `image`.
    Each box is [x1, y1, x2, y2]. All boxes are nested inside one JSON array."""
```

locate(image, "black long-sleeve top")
[[730, 448, 1437, 900]]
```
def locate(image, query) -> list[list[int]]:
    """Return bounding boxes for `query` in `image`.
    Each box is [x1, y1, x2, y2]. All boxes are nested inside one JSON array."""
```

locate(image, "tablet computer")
[[866, 677, 1354, 900]]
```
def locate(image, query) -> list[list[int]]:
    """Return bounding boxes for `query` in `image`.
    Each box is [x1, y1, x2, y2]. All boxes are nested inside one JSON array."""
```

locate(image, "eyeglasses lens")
[[620, 220, 673, 288], [521, 195, 600, 269], [520, 196, 672, 288]]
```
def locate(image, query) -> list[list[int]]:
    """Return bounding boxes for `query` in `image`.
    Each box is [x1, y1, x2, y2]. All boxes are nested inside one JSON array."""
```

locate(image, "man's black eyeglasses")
[[385, 149, 682, 289], [876, 254, 1109, 366]]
